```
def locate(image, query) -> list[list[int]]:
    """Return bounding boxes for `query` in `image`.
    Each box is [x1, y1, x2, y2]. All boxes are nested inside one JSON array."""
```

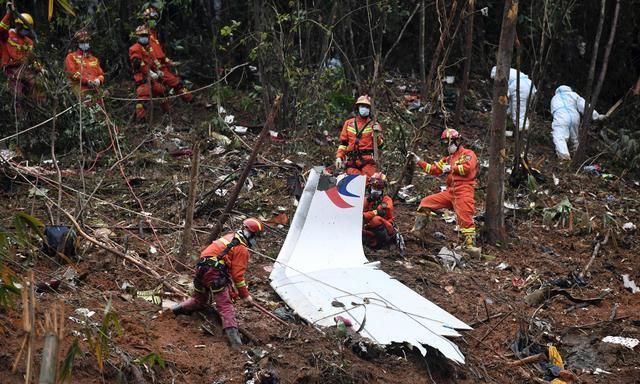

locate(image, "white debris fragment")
[[622, 274, 640, 294], [224, 115, 235, 124], [622, 222, 636, 231], [75, 308, 96, 318], [593, 368, 612, 375], [218, 106, 226, 114], [233, 126, 248, 134], [496, 262, 510, 271], [149, 246, 157, 255], [602, 336, 639, 349], [553, 174, 559, 186]]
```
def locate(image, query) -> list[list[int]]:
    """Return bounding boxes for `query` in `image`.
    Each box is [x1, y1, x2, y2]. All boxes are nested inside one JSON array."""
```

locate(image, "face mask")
[[242, 229, 257, 248], [19, 28, 30, 37], [370, 188, 383, 199], [79, 43, 90, 51], [358, 106, 370, 117], [448, 143, 458, 154], [138, 36, 149, 45]]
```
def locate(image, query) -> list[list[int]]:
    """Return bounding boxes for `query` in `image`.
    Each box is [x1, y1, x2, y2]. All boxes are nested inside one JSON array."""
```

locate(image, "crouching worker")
[[172, 218, 264, 346], [408, 128, 481, 257], [363, 172, 395, 249]]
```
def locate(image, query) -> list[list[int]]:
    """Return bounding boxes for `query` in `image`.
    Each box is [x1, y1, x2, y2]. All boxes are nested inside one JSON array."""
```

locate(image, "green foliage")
[[137, 352, 166, 369], [83, 298, 123, 373], [58, 338, 81, 383], [220, 20, 242, 37], [542, 197, 573, 227]]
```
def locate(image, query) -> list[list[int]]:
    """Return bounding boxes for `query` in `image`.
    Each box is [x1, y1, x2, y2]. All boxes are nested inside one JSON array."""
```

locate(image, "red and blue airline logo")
[[318, 174, 360, 208]]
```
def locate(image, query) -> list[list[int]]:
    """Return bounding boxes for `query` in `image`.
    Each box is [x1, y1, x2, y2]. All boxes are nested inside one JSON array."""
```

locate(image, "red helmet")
[[369, 172, 387, 189], [243, 218, 264, 234], [74, 30, 91, 42], [441, 128, 460, 141], [135, 25, 150, 36]]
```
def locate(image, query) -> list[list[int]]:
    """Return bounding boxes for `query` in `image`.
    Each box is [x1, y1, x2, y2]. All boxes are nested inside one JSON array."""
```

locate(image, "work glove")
[[89, 79, 100, 88], [407, 151, 419, 162], [373, 124, 382, 132], [335, 157, 344, 170], [6, 1, 13, 12], [149, 71, 159, 80], [243, 295, 254, 306], [156, 70, 164, 78], [442, 164, 452, 174]]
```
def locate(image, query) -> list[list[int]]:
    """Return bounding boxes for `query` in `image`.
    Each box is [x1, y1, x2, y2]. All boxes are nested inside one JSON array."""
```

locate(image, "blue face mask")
[[79, 43, 90, 51], [358, 106, 370, 117], [138, 36, 149, 45]]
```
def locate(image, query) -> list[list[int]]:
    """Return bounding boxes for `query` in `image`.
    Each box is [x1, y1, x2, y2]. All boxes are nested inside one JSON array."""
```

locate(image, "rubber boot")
[[462, 233, 481, 258], [224, 327, 242, 347], [410, 212, 429, 233]]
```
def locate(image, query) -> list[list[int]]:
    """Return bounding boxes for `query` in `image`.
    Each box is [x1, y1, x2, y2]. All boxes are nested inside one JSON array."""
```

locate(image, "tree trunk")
[[486, 0, 519, 245], [423, 0, 459, 102], [453, 0, 475, 130], [419, 0, 426, 98], [572, 0, 620, 168]]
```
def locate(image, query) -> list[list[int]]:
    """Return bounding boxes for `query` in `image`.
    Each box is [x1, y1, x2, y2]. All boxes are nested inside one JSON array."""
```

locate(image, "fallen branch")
[[507, 352, 546, 367], [580, 231, 610, 279], [468, 312, 504, 328], [474, 311, 512, 347]]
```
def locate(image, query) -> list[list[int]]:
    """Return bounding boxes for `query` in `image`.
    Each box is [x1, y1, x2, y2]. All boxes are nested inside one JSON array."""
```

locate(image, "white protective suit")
[[550, 85, 602, 159], [491, 66, 536, 131]]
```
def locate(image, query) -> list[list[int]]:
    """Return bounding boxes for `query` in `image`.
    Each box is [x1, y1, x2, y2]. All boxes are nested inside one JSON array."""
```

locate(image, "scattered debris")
[[75, 308, 95, 318], [582, 164, 602, 176], [233, 126, 248, 134], [436, 247, 465, 269], [622, 274, 640, 294], [433, 231, 447, 240], [622, 222, 636, 231], [496, 262, 510, 271], [593, 368, 612, 375], [601, 336, 639, 349]]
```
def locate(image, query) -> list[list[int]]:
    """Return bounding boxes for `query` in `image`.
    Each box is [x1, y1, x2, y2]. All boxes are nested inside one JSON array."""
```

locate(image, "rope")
[[0, 105, 77, 143], [106, 62, 248, 102]]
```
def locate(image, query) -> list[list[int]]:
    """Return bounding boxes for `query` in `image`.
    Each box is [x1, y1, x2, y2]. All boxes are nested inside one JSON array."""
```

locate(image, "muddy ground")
[[1, 95, 639, 384]]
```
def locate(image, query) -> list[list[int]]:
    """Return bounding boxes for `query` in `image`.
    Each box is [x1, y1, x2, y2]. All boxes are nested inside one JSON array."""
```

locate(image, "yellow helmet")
[[355, 95, 371, 106], [15, 13, 34, 29]]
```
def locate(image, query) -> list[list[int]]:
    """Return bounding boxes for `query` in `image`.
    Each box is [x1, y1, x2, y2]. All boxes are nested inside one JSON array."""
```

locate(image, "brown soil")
[[1, 99, 639, 384]]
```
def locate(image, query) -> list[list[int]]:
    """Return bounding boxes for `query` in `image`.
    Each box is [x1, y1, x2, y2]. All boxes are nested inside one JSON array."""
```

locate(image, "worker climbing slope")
[[409, 128, 480, 257], [490, 66, 536, 136], [172, 218, 264, 347], [550, 85, 605, 161], [362, 172, 396, 250], [335, 95, 383, 177], [64, 30, 105, 103], [141, 6, 193, 103]]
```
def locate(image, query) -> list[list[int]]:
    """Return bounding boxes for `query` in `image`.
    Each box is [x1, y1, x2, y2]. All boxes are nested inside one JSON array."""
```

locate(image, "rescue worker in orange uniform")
[[128, 25, 170, 121], [171, 218, 264, 347], [363, 172, 396, 249], [409, 128, 481, 256], [64, 30, 105, 103], [0, 2, 37, 98], [141, 6, 193, 103], [335, 95, 383, 177]]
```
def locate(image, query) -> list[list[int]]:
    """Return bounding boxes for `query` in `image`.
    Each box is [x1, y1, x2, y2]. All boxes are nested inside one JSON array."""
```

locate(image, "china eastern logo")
[[318, 174, 360, 208]]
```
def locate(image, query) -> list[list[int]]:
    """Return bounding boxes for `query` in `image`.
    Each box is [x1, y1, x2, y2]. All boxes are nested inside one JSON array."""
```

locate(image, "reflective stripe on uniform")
[[460, 227, 475, 234], [235, 280, 247, 288], [458, 165, 465, 175]]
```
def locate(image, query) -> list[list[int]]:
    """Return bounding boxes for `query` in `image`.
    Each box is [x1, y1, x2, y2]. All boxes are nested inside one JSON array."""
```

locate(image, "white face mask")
[[79, 43, 90, 51], [358, 106, 370, 117], [370, 188, 383, 199], [138, 36, 149, 45], [448, 143, 458, 154]]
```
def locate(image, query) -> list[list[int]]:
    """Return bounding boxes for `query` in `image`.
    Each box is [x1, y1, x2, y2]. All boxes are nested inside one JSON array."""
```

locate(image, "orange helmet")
[[135, 25, 150, 36], [441, 128, 460, 141], [243, 218, 264, 234], [73, 30, 90, 42], [355, 95, 371, 106]]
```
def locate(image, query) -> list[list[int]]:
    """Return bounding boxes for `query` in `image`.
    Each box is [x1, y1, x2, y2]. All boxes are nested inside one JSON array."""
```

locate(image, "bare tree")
[[485, 0, 519, 244], [573, 0, 621, 168], [453, 0, 475, 130]]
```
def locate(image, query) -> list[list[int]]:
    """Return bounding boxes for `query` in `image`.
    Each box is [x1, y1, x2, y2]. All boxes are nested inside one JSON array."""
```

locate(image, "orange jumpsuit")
[[336, 116, 383, 177], [0, 12, 35, 97], [363, 194, 395, 248], [176, 233, 250, 329], [417, 146, 478, 236], [128, 41, 170, 120], [148, 28, 192, 102], [64, 49, 105, 99]]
